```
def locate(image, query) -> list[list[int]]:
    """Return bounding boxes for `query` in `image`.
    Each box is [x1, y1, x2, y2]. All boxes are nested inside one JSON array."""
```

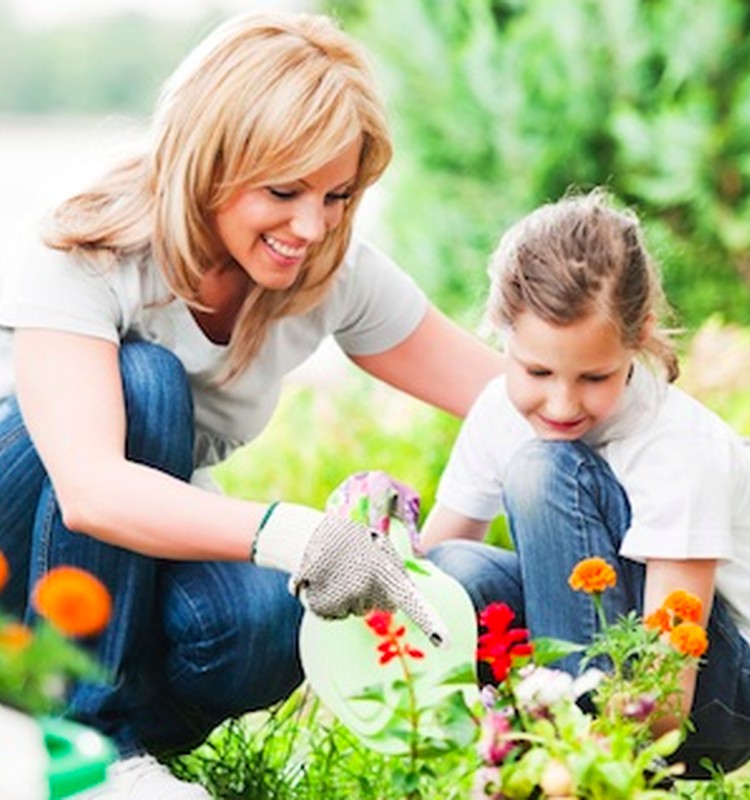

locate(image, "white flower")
[[514, 665, 604, 712]]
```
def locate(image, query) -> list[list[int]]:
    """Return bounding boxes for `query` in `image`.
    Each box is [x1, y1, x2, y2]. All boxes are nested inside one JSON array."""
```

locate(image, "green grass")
[[169, 689, 478, 799]]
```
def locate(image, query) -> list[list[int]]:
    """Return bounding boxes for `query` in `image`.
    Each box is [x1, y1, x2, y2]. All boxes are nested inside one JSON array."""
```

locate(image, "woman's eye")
[[267, 187, 296, 200], [325, 191, 352, 205]]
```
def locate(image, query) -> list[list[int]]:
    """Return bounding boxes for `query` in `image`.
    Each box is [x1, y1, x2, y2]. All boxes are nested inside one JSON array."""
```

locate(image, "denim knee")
[[161, 561, 304, 720], [427, 540, 523, 619], [504, 440, 600, 515], [119, 341, 194, 478], [503, 439, 631, 550]]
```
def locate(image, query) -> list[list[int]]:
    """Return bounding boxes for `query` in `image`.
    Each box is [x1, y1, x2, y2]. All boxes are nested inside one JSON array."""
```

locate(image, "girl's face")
[[505, 309, 636, 440], [214, 138, 361, 290]]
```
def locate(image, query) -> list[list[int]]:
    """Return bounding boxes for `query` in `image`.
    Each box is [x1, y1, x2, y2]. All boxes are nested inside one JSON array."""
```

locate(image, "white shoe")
[[75, 754, 211, 799]]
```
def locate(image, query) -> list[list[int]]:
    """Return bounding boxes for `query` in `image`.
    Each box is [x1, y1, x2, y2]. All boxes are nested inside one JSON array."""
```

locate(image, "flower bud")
[[540, 758, 574, 797]]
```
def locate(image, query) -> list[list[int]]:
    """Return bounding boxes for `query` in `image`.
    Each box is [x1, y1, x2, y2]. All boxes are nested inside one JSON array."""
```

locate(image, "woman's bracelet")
[[250, 500, 280, 562]]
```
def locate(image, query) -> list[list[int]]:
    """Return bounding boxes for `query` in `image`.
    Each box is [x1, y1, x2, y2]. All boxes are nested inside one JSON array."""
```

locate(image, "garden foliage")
[[330, 0, 750, 331]]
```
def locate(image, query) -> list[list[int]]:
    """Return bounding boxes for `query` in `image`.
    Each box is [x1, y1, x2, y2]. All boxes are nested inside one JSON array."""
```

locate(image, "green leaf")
[[531, 636, 586, 666]]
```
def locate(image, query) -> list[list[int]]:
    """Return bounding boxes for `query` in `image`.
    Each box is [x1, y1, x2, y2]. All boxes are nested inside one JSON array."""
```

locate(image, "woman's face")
[[214, 138, 362, 291]]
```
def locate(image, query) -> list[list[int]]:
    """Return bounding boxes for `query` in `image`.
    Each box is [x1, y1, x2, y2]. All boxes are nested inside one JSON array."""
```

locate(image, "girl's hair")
[[485, 189, 680, 381], [43, 11, 392, 380]]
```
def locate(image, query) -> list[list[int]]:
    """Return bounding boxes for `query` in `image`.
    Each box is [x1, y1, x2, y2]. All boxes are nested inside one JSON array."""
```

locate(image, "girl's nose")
[[546, 383, 579, 419]]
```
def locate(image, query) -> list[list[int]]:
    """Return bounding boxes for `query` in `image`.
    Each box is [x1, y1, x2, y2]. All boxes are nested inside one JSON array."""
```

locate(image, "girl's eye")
[[527, 369, 550, 378], [583, 374, 610, 383]]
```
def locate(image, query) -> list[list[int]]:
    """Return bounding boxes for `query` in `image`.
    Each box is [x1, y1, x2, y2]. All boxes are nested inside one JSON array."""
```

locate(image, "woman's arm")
[[349, 306, 504, 418], [420, 504, 489, 551], [644, 557, 717, 732], [14, 328, 264, 560]]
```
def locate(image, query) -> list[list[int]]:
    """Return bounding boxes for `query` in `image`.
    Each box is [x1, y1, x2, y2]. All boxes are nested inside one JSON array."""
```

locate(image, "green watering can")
[[42, 716, 115, 798]]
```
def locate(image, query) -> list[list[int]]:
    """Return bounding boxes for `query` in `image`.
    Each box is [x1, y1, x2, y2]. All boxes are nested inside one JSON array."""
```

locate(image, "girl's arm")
[[14, 328, 264, 560], [644, 557, 717, 732], [419, 503, 489, 550], [349, 306, 504, 419]]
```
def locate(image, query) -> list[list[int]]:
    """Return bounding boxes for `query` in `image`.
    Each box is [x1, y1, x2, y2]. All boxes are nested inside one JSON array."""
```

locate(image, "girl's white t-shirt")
[[436, 364, 750, 641], [0, 237, 428, 471]]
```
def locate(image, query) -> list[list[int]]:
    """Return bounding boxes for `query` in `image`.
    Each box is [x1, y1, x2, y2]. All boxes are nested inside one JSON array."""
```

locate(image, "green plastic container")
[[41, 716, 115, 799]]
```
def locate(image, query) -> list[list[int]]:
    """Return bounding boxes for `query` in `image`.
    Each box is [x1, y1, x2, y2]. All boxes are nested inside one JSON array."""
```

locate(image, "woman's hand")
[[254, 502, 448, 646]]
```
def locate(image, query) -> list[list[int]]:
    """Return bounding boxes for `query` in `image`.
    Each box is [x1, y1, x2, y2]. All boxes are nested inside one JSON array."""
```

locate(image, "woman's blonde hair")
[[44, 11, 392, 380], [485, 189, 680, 381]]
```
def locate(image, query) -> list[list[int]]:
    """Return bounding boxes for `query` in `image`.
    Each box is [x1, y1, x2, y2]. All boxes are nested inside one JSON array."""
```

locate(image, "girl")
[[0, 11, 502, 799], [423, 190, 750, 778]]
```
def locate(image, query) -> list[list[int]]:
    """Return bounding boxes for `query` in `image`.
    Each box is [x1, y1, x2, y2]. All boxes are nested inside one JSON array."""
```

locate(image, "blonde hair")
[[485, 189, 680, 381], [44, 11, 392, 380]]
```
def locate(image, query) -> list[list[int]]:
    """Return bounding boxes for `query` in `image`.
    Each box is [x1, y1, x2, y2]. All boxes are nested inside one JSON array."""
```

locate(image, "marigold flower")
[[669, 622, 708, 658], [568, 557, 617, 594], [0, 622, 33, 653], [477, 602, 533, 684], [644, 607, 671, 633], [32, 567, 112, 637], [0, 551, 9, 593], [663, 590, 703, 625]]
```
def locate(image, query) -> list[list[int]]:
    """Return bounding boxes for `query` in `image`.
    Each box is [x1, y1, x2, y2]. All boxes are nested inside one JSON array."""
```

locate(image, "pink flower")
[[479, 709, 517, 765]]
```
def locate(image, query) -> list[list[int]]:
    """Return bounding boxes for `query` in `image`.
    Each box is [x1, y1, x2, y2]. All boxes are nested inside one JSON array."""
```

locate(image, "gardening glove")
[[253, 502, 448, 647], [325, 470, 422, 551]]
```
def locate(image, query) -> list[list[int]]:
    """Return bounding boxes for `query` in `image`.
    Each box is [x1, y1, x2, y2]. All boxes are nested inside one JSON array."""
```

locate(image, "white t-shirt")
[[0, 237, 428, 472], [437, 364, 750, 641]]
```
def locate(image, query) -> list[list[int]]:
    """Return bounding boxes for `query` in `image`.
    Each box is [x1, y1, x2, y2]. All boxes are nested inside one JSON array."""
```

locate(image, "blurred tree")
[[0, 4, 215, 116], [329, 0, 750, 332]]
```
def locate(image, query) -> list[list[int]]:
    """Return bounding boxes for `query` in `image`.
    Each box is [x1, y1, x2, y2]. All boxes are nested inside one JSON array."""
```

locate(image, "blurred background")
[[1, 0, 748, 521]]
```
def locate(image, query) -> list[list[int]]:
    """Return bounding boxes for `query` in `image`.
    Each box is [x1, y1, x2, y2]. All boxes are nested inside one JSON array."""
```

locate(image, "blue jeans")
[[428, 439, 750, 778], [0, 341, 303, 756]]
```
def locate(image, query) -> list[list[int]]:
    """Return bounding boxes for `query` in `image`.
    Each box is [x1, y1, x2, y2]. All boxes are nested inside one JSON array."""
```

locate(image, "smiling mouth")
[[261, 234, 306, 260], [539, 416, 587, 432]]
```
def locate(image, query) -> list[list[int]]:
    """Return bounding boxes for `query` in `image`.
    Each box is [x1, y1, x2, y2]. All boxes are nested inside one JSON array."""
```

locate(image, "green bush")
[[329, 0, 750, 331]]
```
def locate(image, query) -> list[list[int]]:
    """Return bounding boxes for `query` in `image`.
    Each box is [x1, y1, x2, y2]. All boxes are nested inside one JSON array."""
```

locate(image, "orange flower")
[[663, 590, 702, 625], [644, 608, 671, 634], [0, 622, 33, 653], [568, 558, 617, 594], [669, 622, 708, 658], [32, 567, 111, 637], [0, 551, 9, 593]]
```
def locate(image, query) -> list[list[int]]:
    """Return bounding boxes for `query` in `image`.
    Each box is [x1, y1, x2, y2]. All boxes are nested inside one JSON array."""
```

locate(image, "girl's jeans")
[[0, 341, 303, 756], [428, 439, 750, 778]]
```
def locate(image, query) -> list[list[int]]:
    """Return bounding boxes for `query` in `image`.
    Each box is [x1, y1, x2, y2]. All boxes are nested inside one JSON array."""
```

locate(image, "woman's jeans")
[[428, 439, 750, 778], [0, 340, 304, 756]]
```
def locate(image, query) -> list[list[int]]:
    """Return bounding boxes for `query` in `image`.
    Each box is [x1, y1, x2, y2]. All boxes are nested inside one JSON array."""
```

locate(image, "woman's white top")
[[0, 237, 428, 470], [436, 364, 750, 641]]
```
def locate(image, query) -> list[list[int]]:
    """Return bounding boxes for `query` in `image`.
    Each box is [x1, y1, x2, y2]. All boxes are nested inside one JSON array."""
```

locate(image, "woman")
[[0, 10, 502, 800]]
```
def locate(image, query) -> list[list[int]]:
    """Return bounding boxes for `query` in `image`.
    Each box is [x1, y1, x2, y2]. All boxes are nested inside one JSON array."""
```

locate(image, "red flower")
[[477, 602, 533, 684], [365, 610, 425, 665]]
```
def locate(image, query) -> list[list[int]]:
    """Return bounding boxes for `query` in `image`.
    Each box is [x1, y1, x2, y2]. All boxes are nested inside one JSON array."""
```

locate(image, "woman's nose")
[[290, 200, 327, 243]]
